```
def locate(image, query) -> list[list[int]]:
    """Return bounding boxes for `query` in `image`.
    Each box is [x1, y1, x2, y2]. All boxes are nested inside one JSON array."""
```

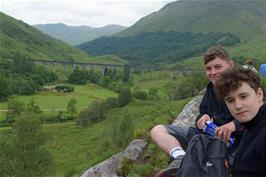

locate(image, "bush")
[[168, 73, 208, 100], [67, 98, 78, 116], [102, 97, 118, 110], [107, 81, 124, 93], [5, 100, 25, 124], [0, 74, 12, 101], [76, 100, 105, 127], [148, 87, 160, 100], [107, 113, 134, 148], [75, 108, 90, 127], [132, 89, 147, 100], [118, 87, 133, 107], [68, 68, 87, 84]]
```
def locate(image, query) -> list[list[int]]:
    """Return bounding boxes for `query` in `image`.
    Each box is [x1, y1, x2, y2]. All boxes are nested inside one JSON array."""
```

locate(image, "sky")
[[0, 0, 175, 28]]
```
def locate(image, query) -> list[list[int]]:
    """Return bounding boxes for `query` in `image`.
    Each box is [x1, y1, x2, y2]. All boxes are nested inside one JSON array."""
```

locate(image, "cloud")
[[1, 0, 175, 27]]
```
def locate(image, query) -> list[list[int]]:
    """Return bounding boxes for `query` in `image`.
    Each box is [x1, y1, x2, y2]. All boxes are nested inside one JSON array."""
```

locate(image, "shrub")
[[148, 87, 160, 100], [118, 87, 133, 107], [102, 97, 118, 110], [75, 100, 105, 127], [75, 108, 90, 127], [107, 113, 134, 148], [68, 68, 87, 84], [5, 100, 24, 124], [26, 99, 42, 113], [67, 98, 78, 116], [0, 74, 12, 101], [132, 89, 147, 100], [168, 73, 208, 100]]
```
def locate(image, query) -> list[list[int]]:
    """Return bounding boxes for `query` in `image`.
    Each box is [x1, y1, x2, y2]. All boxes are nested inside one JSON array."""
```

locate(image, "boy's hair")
[[215, 67, 261, 99], [203, 45, 230, 64]]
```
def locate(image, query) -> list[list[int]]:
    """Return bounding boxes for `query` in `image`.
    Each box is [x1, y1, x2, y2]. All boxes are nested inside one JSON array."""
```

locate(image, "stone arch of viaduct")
[[32, 60, 204, 81]]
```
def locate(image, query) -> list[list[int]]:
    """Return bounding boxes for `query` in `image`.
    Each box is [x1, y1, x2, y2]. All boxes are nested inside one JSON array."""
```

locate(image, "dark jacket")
[[231, 104, 266, 177], [195, 82, 243, 133]]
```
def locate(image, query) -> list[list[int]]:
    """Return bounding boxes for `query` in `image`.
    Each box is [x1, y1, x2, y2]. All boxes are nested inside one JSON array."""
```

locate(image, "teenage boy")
[[151, 46, 244, 177], [215, 67, 266, 177]]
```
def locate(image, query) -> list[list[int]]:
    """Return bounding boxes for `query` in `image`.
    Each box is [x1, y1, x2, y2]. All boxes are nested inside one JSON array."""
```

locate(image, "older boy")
[[151, 46, 244, 177], [215, 67, 266, 177]]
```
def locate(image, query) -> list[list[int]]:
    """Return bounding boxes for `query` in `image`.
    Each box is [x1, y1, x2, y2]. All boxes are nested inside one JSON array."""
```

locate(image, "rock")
[[81, 139, 147, 177], [80, 91, 204, 177], [172, 94, 203, 127]]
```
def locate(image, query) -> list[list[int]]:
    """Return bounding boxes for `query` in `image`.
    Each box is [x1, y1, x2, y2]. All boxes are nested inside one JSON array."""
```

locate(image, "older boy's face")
[[224, 82, 264, 123], [205, 57, 233, 85]]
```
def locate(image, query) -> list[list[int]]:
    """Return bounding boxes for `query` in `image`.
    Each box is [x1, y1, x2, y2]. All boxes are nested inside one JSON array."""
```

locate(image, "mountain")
[[116, 0, 266, 40], [33, 23, 127, 45], [79, 31, 240, 64], [78, 0, 266, 65], [0, 12, 94, 62]]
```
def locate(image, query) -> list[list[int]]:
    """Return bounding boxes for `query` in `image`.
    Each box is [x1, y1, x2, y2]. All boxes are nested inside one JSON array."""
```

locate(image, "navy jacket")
[[232, 104, 266, 177]]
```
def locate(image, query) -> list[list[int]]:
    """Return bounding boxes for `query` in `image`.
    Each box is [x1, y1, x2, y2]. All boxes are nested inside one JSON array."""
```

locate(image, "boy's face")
[[205, 57, 233, 85], [224, 82, 264, 123]]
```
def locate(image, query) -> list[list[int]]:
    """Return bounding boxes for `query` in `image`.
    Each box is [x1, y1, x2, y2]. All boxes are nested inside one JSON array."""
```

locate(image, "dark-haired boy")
[[152, 46, 244, 177], [215, 67, 266, 177]]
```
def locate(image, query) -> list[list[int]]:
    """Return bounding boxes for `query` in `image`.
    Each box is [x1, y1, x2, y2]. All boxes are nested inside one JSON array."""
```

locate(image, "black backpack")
[[176, 134, 230, 177]]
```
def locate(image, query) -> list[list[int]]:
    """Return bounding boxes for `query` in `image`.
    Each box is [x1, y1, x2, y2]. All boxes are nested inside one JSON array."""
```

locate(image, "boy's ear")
[[229, 60, 235, 67], [257, 87, 264, 101]]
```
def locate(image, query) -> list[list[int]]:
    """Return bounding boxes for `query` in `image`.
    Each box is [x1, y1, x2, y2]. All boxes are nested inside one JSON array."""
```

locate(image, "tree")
[[75, 100, 105, 127], [118, 87, 132, 107], [123, 64, 131, 83], [12, 52, 35, 74], [5, 100, 24, 123], [107, 113, 134, 147], [13, 115, 55, 177], [68, 68, 87, 84], [0, 134, 16, 177], [67, 98, 78, 116], [26, 99, 42, 113], [0, 74, 12, 101], [75, 108, 90, 127], [117, 114, 134, 147]]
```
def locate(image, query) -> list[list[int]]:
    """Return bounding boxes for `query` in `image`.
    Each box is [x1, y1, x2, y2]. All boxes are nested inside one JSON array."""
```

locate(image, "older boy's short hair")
[[215, 67, 261, 99], [203, 45, 230, 64]]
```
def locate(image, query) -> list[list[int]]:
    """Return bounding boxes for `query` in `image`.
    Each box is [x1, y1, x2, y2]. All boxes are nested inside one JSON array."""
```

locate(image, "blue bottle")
[[203, 120, 234, 147]]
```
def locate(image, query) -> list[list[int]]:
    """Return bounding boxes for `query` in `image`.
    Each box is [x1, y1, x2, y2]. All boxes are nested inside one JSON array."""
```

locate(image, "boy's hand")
[[215, 121, 236, 142], [197, 114, 211, 130]]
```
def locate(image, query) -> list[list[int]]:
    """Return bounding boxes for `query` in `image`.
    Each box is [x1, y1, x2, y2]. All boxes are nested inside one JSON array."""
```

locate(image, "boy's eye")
[[225, 98, 234, 103], [206, 67, 211, 71], [240, 94, 248, 99], [214, 65, 222, 69]]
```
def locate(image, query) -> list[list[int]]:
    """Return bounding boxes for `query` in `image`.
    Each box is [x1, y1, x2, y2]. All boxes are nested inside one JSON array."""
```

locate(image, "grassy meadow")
[[0, 83, 117, 121], [0, 97, 190, 177]]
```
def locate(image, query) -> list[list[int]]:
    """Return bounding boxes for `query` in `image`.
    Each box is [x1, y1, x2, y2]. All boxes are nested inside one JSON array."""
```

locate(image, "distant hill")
[[116, 0, 266, 40], [33, 23, 127, 45], [79, 0, 266, 65], [0, 12, 93, 62], [79, 31, 240, 64]]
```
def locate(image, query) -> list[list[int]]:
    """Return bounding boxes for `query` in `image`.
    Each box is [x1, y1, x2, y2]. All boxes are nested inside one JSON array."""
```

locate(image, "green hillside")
[[0, 12, 92, 62], [33, 23, 127, 45], [117, 0, 266, 40], [78, 0, 266, 65], [79, 31, 240, 64]]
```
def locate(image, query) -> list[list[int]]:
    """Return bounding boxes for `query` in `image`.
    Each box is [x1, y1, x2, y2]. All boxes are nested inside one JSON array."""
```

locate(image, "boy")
[[151, 46, 244, 177], [215, 67, 266, 177]]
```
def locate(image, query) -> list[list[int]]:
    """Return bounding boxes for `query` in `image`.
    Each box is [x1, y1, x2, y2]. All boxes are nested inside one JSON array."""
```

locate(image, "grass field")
[[0, 98, 190, 177], [0, 83, 117, 120]]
